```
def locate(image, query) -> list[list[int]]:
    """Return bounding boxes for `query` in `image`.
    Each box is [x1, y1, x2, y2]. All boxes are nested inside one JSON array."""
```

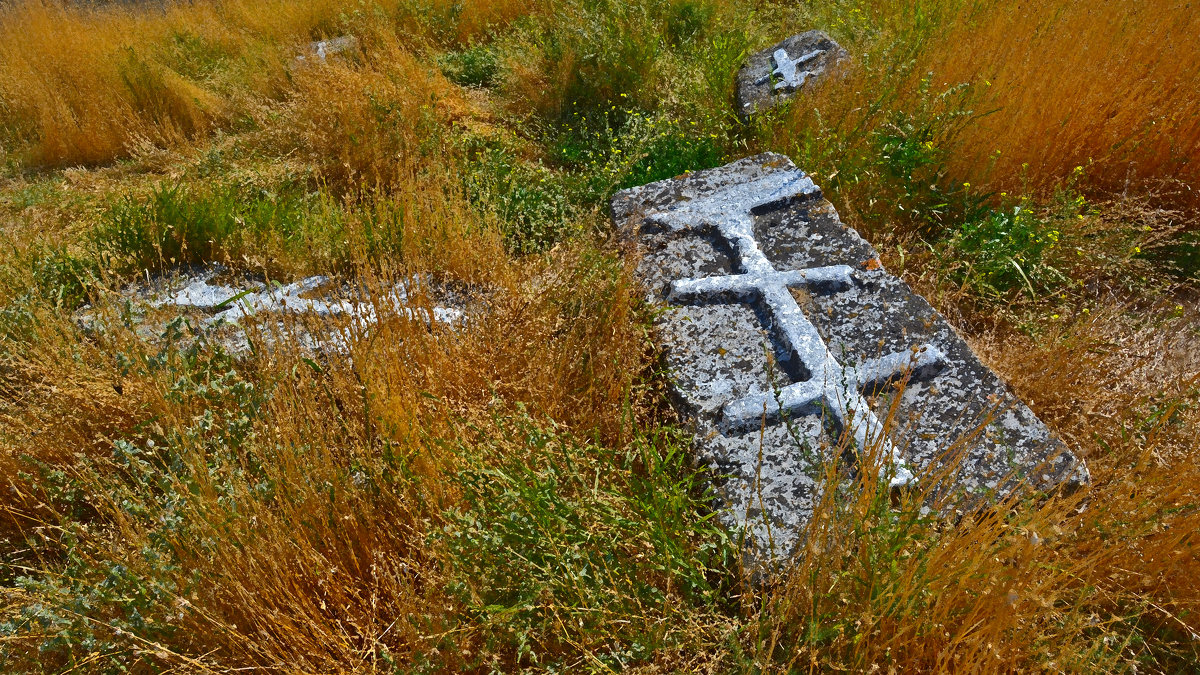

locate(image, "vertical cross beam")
[[644, 170, 945, 487]]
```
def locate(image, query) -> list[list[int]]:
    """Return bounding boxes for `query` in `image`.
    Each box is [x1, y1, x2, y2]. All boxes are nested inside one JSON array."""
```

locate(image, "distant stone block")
[[736, 31, 848, 118], [612, 154, 1089, 563]]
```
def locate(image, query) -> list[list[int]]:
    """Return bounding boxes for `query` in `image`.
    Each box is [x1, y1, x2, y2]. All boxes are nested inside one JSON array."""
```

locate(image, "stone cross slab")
[[612, 154, 1089, 564], [135, 266, 463, 355], [736, 31, 849, 118], [644, 169, 944, 487]]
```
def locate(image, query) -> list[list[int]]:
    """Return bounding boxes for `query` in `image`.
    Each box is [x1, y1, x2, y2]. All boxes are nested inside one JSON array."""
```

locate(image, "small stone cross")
[[754, 47, 826, 92], [643, 169, 946, 487]]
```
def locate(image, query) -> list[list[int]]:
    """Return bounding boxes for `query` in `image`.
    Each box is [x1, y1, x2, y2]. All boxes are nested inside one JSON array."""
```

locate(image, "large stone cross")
[[614, 153, 1088, 564], [754, 47, 826, 92], [643, 169, 945, 487]]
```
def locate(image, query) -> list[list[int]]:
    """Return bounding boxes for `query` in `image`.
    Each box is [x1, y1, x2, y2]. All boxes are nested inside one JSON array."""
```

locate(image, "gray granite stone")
[[612, 153, 1089, 564], [736, 31, 849, 118]]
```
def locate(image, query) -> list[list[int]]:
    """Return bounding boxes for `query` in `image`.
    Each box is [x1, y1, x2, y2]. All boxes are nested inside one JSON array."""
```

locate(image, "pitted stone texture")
[[612, 153, 1089, 564], [736, 31, 849, 118]]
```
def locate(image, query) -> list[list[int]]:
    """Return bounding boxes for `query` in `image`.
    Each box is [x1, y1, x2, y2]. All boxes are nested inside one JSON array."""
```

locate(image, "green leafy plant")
[[31, 247, 99, 310], [619, 126, 724, 189], [440, 414, 732, 668], [947, 174, 1093, 300], [1153, 230, 1200, 280], [463, 143, 582, 254], [950, 197, 1065, 298], [440, 44, 501, 87], [665, 0, 715, 46], [92, 180, 318, 273]]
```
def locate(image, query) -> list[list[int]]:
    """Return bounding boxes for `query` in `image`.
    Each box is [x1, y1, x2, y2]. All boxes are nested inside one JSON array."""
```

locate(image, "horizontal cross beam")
[[669, 265, 854, 303], [722, 344, 947, 430]]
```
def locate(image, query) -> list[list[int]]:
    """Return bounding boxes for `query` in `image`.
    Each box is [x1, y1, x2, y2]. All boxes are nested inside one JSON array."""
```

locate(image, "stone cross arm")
[[643, 171, 821, 234], [669, 264, 854, 303], [722, 343, 947, 433]]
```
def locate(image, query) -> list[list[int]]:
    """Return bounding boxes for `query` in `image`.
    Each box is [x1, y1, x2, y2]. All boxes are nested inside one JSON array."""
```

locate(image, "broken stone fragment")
[[736, 31, 849, 118], [611, 153, 1089, 567]]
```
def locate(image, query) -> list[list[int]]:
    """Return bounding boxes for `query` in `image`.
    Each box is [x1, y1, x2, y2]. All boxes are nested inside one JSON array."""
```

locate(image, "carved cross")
[[754, 47, 825, 92], [162, 273, 462, 328], [643, 169, 945, 487]]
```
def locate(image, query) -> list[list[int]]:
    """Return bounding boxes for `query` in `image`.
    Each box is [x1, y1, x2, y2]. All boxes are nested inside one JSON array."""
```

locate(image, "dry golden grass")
[[10, 247, 1200, 672], [777, 0, 1200, 204], [277, 39, 461, 190], [425, 0, 539, 47], [926, 0, 1200, 200], [0, 314, 157, 546], [986, 303, 1200, 661], [0, 0, 537, 169], [1, 0, 1199, 670], [0, 0, 254, 166], [0, 42, 642, 655], [0, 244, 651, 671]]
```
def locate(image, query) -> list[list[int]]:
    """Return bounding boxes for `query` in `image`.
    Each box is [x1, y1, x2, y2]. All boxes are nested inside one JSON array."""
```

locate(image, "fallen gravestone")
[[85, 265, 463, 354], [736, 31, 849, 118], [612, 153, 1089, 563]]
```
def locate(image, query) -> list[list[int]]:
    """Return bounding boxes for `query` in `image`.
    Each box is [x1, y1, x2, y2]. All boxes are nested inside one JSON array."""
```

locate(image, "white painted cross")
[[158, 273, 462, 327], [754, 47, 826, 92], [643, 169, 945, 487]]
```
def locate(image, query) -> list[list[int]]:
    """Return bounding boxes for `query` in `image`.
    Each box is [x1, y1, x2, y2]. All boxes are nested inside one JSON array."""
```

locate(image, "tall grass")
[[0, 0, 536, 168], [0, 242, 700, 671], [928, 0, 1200, 199], [277, 36, 457, 190], [767, 0, 1200, 210], [2, 0, 1199, 670], [5, 289, 1199, 670], [0, 0, 262, 166]]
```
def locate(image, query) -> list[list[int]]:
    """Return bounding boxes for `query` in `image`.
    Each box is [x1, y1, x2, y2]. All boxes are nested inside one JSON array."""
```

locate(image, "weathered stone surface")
[[84, 265, 463, 354], [612, 153, 1089, 563], [736, 31, 849, 118]]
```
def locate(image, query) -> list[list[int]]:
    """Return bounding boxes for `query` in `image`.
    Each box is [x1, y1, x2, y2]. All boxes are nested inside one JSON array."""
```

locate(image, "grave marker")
[[612, 154, 1089, 563], [736, 31, 849, 118], [86, 266, 463, 355]]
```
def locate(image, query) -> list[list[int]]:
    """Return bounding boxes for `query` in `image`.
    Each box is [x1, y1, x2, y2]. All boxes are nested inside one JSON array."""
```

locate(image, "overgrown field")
[[1, 0, 1198, 671]]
